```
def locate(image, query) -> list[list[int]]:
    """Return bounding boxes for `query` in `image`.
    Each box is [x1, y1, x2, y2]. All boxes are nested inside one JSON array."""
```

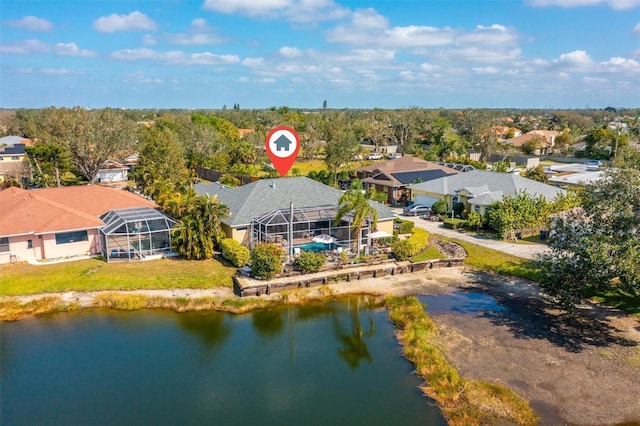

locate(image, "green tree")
[[66, 108, 137, 182], [486, 191, 550, 239], [132, 127, 192, 205], [523, 165, 549, 183], [295, 251, 326, 273], [171, 193, 229, 260], [334, 179, 379, 255], [250, 243, 286, 280], [538, 147, 640, 306], [25, 142, 77, 187]]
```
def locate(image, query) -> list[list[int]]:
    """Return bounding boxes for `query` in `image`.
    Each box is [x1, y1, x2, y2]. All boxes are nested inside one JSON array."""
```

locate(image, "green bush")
[[395, 218, 415, 234], [250, 243, 286, 280], [432, 199, 448, 215], [392, 228, 429, 260], [295, 251, 326, 273], [220, 238, 250, 267], [443, 218, 468, 229]]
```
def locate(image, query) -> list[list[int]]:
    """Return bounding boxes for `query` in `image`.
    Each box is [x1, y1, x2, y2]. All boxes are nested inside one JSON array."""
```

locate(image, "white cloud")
[[123, 71, 163, 84], [93, 11, 158, 33], [457, 24, 520, 47], [326, 9, 455, 47], [583, 76, 609, 84], [526, 0, 639, 9], [110, 47, 240, 65], [599, 57, 640, 73], [279, 46, 302, 58], [166, 19, 224, 45], [142, 34, 157, 45], [633, 22, 640, 32], [39, 68, 83, 76], [5, 16, 53, 31], [472, 66, 499, 74], [0, 39, 49, 54], [242, 57, 265, 67], [201, 0, 349, 23], [55, 42, 97, 57], [556, 49, 593, 67]]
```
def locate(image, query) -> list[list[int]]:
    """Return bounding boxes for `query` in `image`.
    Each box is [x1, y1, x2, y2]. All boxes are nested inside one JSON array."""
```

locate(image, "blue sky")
[[1, 0, 639, 109]]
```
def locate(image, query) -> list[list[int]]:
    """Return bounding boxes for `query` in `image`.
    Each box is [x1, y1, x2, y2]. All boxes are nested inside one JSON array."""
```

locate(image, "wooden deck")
[[233, 258, 464, 297]]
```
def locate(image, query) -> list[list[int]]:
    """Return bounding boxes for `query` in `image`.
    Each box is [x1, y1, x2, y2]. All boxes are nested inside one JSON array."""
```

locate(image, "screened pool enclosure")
[[99, 207, 177, 262], [249, 204, 373, 256]]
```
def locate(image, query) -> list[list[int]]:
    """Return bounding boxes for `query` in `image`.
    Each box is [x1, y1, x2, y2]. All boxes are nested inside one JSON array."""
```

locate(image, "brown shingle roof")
[[0, 185, 157, 237], [357, 157, 459, 188]]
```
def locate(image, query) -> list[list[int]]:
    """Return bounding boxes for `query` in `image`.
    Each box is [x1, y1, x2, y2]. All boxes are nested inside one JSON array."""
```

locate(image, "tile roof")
[[194, 176, 395, 227], [409, 169, 565, 201], [0, 185, 157, 237]]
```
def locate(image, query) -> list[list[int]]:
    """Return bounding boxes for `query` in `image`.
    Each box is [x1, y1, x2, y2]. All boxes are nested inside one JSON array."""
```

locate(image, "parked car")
[[366, 153, 384, 160], [585, 160, 602, 169], [387, 153, 399, 159], [402, 204, 431, 216]]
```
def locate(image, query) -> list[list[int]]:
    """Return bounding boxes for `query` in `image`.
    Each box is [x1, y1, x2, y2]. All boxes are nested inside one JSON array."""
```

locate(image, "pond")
[[1, 296, 446, 425], [419, 291, 507, 316]]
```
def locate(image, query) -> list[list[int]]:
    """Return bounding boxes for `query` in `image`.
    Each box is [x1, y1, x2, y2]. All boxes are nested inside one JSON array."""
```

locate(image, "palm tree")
[[172, 193, 229, 260], [333, 179, 378, 256]]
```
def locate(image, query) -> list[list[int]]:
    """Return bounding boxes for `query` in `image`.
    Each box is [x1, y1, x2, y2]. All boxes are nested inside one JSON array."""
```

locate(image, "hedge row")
[[220, 238, 250, 267], [392, 228, 429, 260], [443, 218, 468, 230]]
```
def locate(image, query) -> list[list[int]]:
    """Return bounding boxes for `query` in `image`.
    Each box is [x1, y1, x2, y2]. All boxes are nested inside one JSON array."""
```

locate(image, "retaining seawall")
[[233, 258, 464, 297]]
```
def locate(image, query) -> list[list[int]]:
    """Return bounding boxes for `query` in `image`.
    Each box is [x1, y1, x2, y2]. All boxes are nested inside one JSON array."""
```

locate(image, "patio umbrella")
[[368, 230, 392, 239], [312, 234, 337, 244]]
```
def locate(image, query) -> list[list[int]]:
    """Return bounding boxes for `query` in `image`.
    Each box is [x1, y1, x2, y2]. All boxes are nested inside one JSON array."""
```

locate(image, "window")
[[27, 239, 33, 249], [11, 156, 20, 161], [55, 230, 88, 245], [0, 237, 9, 252]]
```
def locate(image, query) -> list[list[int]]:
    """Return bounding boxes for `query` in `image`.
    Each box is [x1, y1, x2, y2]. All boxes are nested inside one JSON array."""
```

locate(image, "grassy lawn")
[[451, 238, 541, 282], [411, 237, 447, 262], [0, 258, 236, 297]]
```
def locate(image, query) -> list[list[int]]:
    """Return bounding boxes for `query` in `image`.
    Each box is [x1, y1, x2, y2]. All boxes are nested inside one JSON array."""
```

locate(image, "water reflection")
[[251, 308, 284, 335], [333, 297, 377, 369], [177, 312, 231, 348], [420, 291, 507, 316], [2, 299, 446, 425]]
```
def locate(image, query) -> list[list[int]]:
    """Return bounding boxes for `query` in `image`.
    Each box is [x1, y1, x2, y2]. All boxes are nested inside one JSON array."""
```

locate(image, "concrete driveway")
[[392, 209, 549, 260]]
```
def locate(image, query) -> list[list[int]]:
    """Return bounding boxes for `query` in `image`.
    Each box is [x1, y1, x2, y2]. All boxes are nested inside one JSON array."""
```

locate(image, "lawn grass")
[[451, 238, 541, 282], [0, 257, 236, 296], [385, 296, 538, 426], [411, 238, 447, 262], [586, 287, 640, 319]]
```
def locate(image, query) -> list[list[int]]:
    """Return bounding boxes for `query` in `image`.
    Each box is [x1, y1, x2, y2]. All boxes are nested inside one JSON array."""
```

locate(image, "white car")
[[366, 153, 383, 160], [402, 204, 431, 216]]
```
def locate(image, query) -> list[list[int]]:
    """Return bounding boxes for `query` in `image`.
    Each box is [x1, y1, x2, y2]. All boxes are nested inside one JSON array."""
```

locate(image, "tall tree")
[[171, 193, 229, 260], [132, 127, 191, 205], [538, 146, 640, 306], [333, 179, 379, 255], [66, 108, 137, 182], [324, 113, 361, 186]]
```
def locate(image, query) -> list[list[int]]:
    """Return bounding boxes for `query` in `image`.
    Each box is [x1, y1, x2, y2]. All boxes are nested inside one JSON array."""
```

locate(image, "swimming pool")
[[296, 242, 338, 252]]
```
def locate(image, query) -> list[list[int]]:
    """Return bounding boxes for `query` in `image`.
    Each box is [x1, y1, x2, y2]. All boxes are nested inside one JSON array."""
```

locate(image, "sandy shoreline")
[[4, 267, 640, 425]]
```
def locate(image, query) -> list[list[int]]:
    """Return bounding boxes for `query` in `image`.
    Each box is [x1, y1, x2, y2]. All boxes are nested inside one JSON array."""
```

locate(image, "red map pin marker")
[[265, 126, 300, 177]]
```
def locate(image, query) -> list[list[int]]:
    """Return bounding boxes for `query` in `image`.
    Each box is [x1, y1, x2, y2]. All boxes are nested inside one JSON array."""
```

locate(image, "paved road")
[[392, 209, 549, 260]]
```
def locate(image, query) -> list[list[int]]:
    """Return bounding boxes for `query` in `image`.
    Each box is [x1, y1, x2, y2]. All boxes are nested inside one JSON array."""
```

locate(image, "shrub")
[[295, 251, 326, 273], [443, 218, 468, 229], [392, 228, 429, 260], [432, 199, 448, 215], [250, 243, 286, 280], [220, 238, 250, 267], [395, 218, 415, 234]]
